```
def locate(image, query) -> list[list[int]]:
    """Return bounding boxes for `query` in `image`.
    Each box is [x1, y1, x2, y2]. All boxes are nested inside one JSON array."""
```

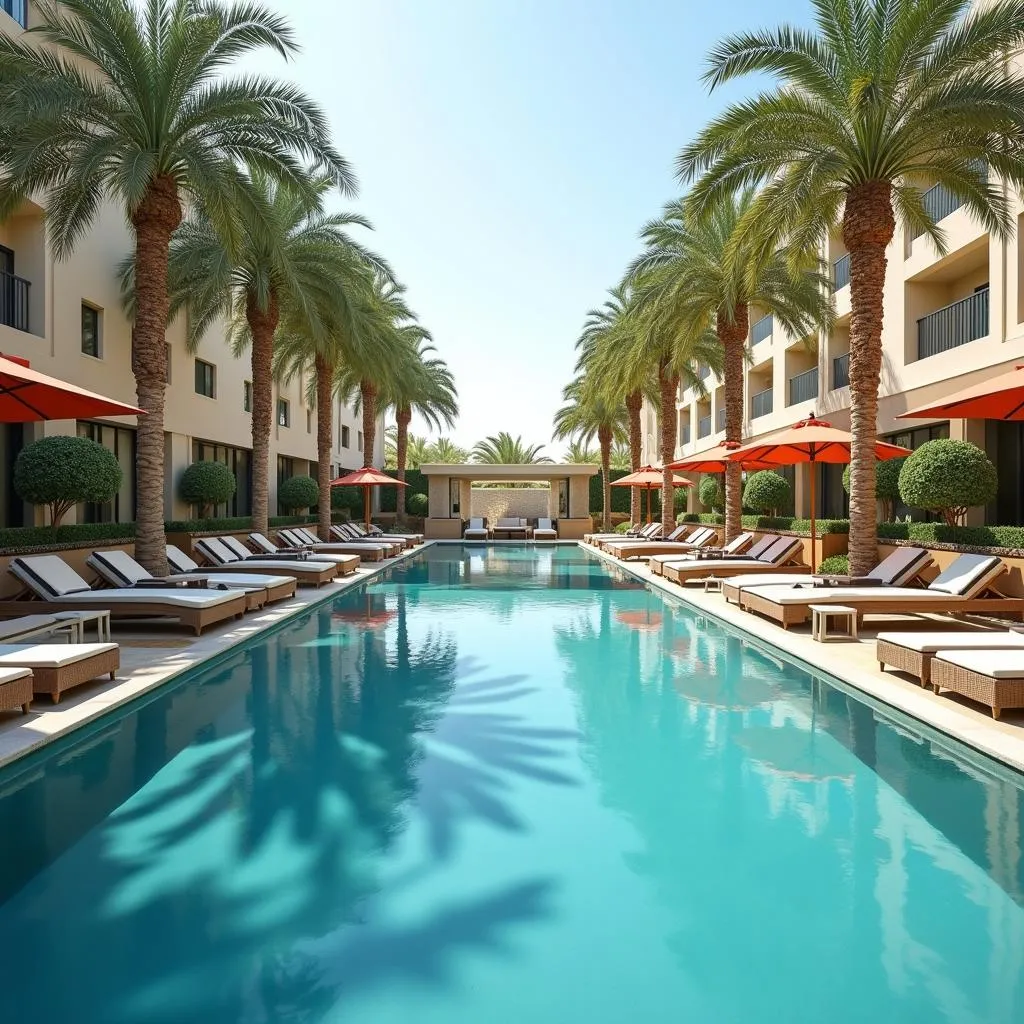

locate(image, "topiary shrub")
[[407, 492, 429, 516], [14, 435, 122, 528], [178, 461, 237, 519], [698, 474, 725, 513], [843, 458, 905, 521], [742, 470, 792, 516], [278, 475, 320, 513], [615, 520, 633, 533], [817, 554, 850, 575], [898, 439, 997, 526]]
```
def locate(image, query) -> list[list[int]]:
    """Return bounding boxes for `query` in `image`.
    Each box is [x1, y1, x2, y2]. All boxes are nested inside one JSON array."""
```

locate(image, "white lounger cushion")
[[0, 615, 58, 641], [0, 643, 118, 668], [878, 631, 1024, 654], [934, 649, 1024, 679], [927, 554, 1003, 596], [56, 588, 244, 608], [0, 666, 32, 684], [663, 558, 792, 573], [747, 585, 957, 606], [728, 573, 821, 590]]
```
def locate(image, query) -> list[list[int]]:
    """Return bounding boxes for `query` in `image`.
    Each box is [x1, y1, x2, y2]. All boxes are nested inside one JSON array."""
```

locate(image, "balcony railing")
[[679, 423, 690, 446], [751, 315, 773, 345], [910, 164, 986, 240], [0, 270, 30, 333], [1, 1, 27, 28], [833, 253, 850, 290], [698, 364, 711, 380], [698, 414, 712, 438], [716, 408, 726, 432], [832, 352, 850, 389], [751, 388, 773, 419], [788, 366, 819, 405], [917, 288, 989, 360]]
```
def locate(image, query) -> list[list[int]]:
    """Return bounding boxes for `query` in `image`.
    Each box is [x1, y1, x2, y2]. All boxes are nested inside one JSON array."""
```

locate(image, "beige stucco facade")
[[0, 3, 382, 529]]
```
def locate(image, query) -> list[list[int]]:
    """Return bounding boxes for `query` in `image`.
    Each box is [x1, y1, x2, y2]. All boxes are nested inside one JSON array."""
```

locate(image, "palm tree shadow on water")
[[0, 590, 575, 1023]]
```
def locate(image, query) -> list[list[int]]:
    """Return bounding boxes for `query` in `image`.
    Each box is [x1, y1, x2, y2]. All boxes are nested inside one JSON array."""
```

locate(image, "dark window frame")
[[194, 359, 216, 398], [81, 303, 101, 358]]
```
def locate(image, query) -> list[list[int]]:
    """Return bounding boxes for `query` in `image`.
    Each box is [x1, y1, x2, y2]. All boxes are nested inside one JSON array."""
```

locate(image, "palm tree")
[[389, 339, 458, 519], [553, 377, 626, 530], [632, 192, 832, 541], [426, 438, 471, 464], [471, 433, 553, 464], [562, 440, 600, 464], [678, 0, 1024, 574], [157, 175, 382, 537], [385, 426, 432, 470], [609, 442, 632, 471], [0, 0, 352, 572]]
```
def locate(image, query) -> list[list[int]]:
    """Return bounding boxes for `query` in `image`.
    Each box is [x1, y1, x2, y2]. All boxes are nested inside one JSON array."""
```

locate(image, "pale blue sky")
[[249, 0, 807, 454]]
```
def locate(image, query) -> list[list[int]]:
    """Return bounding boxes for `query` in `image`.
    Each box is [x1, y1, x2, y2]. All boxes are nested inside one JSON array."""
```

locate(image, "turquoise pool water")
[[0, 544, 1022, 1022]]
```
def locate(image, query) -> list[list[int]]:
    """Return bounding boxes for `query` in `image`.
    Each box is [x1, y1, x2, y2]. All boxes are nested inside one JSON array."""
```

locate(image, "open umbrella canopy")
[[330, 466, 408, 529], [0, 354, 144, 422], [668, 441, 774, 473], [899, 365, 1024, 422], [610, 465, 692, 488]]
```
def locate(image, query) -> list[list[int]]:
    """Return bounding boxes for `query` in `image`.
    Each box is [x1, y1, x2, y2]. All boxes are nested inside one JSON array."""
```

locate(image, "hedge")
[[818, 554, 850, 575], [590, 469, 658, 514], [876, 522, 1024, 550], [379, 468, 428, 513], [679, 513, 850, 535]]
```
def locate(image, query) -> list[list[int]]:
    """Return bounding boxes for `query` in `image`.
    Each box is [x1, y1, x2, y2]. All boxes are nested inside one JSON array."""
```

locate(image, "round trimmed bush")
[[842, 458, 905, 521], [898, 439, 997, 526], [742, 470, 792, 516], [179, 460, 236, 519], [278, 475, 320, 513], [817, 554, 849, 575], [407, 492, 429, 516], [615, 520, 633, 533], [698, 474, 725, 513], [14, 435, 122, 528]]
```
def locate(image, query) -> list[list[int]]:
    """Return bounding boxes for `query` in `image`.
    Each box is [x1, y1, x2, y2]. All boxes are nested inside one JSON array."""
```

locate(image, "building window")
[[194, 359, 216, 398], [341, 425, 350, 448], [243, 381, 252, 412], [77, 421, 136, 523], [81, 304, 101, 358], [1, 2, 27, 30], [277, 399, 290, 427], [357, 430, 363, 452], [191, 440, 252, 517], [276, 456, 295, 514]]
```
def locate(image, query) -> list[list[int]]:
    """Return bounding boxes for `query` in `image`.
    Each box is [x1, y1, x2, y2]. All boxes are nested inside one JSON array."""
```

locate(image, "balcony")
[[910, 165, 985, 240], [833, 253, 850, 290], [788, 366, 819, 405], [716, 408, 726, 432], [680, 424, 690, 446], [751, 388, 773, 419], [751, 315, 773, 345], [1, 1, 26, 28], [917, 288, 988, 360], [832, 352, 850, 389], [698, 414, 712, 438], [0, 269, 30, 332]]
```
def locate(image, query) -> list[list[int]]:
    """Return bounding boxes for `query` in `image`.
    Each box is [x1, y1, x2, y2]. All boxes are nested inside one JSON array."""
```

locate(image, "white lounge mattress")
[[0, 643, 118, 668], [877, 632, 1024, 654], [177, 572, 293, 589], [727, 574, 819, 590], [748, 585, 954, 606], [58, 588, 242, 608], [0, 666, 31, 684], [230, 559, 336, 574], [664, 559, 787, 573], [935, 649, 1024, 678]]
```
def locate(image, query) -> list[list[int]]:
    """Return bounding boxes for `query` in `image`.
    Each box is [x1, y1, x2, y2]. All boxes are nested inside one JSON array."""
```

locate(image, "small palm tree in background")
[[679, 0, 1024, 573], [562, 440, 600, 464], [609, 442, 632, 471], [472, 432, 553, 465], [426, 438, 471, 464], [0, 0, 351, 572], [633, 192, 832, 541]]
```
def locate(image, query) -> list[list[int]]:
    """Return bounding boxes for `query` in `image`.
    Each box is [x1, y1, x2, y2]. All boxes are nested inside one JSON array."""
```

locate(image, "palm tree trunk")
[[315, 354, 334, 542], [130, 175, 182, 575], [395, 405, 412, 520], [659, 360, 680, 534], [360, 380, 377, 467], [598, 424, 613, 531], [719, 307, 749, 543], [843, 181, 895, 577], [625, 390, 643, 525], [247, 289, 279, 537]]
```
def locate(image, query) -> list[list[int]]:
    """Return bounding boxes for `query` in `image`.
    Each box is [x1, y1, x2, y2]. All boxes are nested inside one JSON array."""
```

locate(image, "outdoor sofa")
[[492, 517, 529, 539]]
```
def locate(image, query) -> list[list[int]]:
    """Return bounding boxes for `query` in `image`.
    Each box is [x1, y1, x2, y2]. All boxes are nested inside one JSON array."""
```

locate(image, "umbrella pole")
[[364, 485, 371, 530], [809, 462, 817, 572]]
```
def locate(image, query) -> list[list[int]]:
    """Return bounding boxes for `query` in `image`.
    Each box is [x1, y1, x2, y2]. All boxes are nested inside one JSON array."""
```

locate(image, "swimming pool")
[[0, 543, 1022, 1022]]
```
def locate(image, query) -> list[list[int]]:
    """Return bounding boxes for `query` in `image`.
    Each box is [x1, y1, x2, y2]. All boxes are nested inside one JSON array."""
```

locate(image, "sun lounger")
[[723, 546, 933, 604], [464, 517, 489, 541], [0, 614, 64, 644], [275, 527, 391, 560], [2, 555, 247, 636], [355, 522, 423, 543], [587, 522, 662, 547], [876, 630, 1024, 688], [598, 523, 690, 553], [164, 545, 296, 602], [605, 526, 718, 560], [0, 666, 33, 715], [661, 536, 806, 585], [194, 538, 340, 587], [930, 650, 1024, 718], [86, 549, 295, 608], [334, 523, 412, 549], [0, 642, 119, 703], [681, 532, 755, 561], [303, 525, 401, 556], [247, 532, 368, 569], [650, 533, 776, 576], [533, 518, 558, 541], [741, 553, 1021, 628]]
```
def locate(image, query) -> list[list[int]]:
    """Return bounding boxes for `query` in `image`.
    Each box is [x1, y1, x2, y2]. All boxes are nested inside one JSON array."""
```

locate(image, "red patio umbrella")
[[668, 440, 775, 473], [899, 365, 1024, 421], [330, 466, 408, 529], [727, 415, 911, 570], [611, 465, 692, 524], [0, 354, 144, 421]]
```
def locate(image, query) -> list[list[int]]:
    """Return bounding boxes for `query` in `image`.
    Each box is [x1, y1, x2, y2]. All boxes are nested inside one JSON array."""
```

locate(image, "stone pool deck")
[[590, 546, 1024, 775], [0, 543, 424, 769]]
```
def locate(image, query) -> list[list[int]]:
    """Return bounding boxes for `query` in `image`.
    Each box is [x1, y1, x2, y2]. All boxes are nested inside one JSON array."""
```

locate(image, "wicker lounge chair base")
[[931, 654, 1024, 719], [0, 644, 119, 703], [876, 633, 1024, 687], [0, 667, 32, 714]]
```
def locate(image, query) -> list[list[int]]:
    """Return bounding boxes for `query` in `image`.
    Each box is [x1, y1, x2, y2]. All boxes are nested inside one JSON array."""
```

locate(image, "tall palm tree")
[[0, 0, 352, 572], [633, 192, 832, 541], [426, 438, 471, 464], [553, 376, 627, 530], [155, 175, 382, 537], [678, 0, 1024, 574], [388, 338, 458, 519], [471, 433, 553, 464]]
